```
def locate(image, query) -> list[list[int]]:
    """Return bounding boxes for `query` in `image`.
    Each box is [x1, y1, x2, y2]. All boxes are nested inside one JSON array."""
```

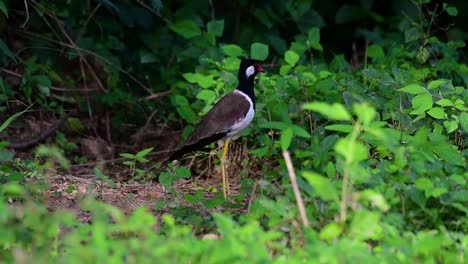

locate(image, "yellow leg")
[[221, 140, 231, 199]]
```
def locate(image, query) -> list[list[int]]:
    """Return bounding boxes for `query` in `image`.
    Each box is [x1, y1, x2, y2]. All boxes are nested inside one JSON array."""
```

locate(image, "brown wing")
[[185, 91, 250, 145], [169, 91, 250, 160]]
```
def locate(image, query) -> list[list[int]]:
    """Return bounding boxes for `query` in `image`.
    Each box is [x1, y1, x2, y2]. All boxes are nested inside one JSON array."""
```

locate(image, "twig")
[[21, 0, 30, 27], [135, 0, 170, 24], [142, 90, 171, 101], [282, 150, 310, 227], [246, 181, 258, 214]]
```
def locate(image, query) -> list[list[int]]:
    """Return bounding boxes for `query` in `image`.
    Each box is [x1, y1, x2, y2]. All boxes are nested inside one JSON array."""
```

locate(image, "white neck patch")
[[245, 65, 255, 78]]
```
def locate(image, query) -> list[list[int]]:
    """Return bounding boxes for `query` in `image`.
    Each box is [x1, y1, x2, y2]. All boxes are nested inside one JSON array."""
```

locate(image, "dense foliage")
[[0, 0, 466, 263]]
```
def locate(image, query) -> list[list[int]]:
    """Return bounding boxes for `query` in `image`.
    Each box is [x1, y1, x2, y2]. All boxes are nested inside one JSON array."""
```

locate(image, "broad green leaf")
[[405, 27, 421, 42], [280, 65, 292, 75], [222, 44, 244, 57], [443, 120, 458, 133], [175, 167, 191, 178], [159, 172, 172, 186], [284, 50, 299, 66], [432, 143, 465, 166], [353, 103, 376, 125], [460, 112, 468, 132], [319, 223, 342, 241], [362, 68, 395, 86], [197, 90, 216, 103], [428, 79, 448, 90], [335, 138, 368, 163], [303, 102, 352, 121], [325, 124, 353, 133], [366, 45, 384, 58], [307, 27, 323, 51], [170, 20, 201, 39], [427, 107, 447, 119], [250, 42, 269, 61], [326, 162, 336, 178], [308, 27, 320, 45], [398, 84, 426, 95], [302, 171, 339, 202], [183, 73, 215, 88], [350, 211, 382, 240], [446, 6, 458, 16], [280, 126, 293, 150], [359, 190, 390, 211], [292, 125, 311, 138], [435, 99, 453, 107], [207, 19, 224, 37], [410, 94, 433, 115]]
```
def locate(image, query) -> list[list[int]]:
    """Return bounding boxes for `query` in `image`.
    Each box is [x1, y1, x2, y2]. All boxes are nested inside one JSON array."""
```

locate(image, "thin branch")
[[282, 150, 310, 227], [21, 0, 30, 28]]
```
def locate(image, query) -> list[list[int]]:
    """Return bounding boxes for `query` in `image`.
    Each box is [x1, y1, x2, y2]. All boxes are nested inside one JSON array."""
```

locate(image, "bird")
[[169, 58, 264, 198]]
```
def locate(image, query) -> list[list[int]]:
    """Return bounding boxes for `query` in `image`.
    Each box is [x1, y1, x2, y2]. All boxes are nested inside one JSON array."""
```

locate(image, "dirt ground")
[[4, 111, 266, 222]]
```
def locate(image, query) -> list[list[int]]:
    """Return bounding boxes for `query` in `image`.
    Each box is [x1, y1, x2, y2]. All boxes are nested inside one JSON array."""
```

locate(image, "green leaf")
[[432, 143, 465, 166], [443, 120, 458, 133], [175, 167, 191, 179], [319, 223, 342, 241], [222, 45, 244, 57], [0, 1, 7, 17], [136, 147, 153, 158], [446, 6, 458, 16], [335, 138, 368, 163], [353, 104, 376, 125], [303, 102, 352, 121], [257, 121, 289, 130], [435, 99, 453, 107], [326, 162, 336, 178], [415, 178, 433, 195], [292, 125, 311, 138], [410, 94, 433, 115], [366, 45, 384, 58], [280, 126, 294, 150], [207, 19, 224, 37], [250, 42, 269, 61], [350, 211, 382, 240], [0, 104, 33, 133], [169, 20, 201, 39], [284, 50, 299, 66], [325, 124, 353, 133], [183, 73, 215, 88], [405, 27, 421, 42], [460, 112, 468, 132], [398, 84, 427, 95], [302, 171, 339, 202], [427, 107, 447, 119], [0, 39, 15, 61], [307, 27, 323, 51], [428, 79, 448, 90], [120, 153, 135, 159], [197, 90, 216, 103], [159, 172, 172, 186]]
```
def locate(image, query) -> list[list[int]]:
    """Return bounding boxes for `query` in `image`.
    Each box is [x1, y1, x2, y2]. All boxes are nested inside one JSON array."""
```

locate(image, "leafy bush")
[[0, 0, 466, 263]]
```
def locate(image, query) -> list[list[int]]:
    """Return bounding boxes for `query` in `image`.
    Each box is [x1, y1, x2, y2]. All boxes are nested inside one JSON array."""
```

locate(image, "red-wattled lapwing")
[[169, 58, 264, 198]]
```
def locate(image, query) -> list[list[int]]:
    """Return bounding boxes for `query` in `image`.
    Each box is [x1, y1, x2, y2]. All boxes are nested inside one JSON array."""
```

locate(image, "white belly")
[[226, 90, 255, 138]]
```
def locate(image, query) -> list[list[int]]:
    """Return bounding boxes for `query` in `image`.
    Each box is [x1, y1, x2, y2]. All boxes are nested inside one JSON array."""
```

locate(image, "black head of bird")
[[169, 58, 264, 198]]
